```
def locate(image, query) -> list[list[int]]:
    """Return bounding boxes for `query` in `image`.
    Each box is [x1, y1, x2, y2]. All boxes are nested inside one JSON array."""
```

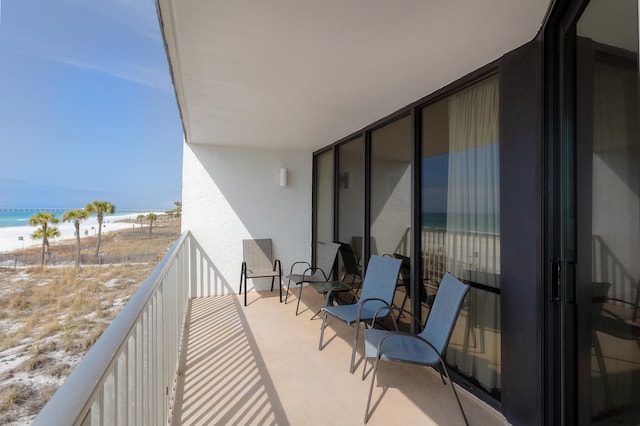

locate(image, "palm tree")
[[85, 200, 115, 256], [146, 213, 157, 236], [29, 212, 60, 267], [166, 201, 182, 218], [63, 208, 89, 268], [136, 214, 145, 230]]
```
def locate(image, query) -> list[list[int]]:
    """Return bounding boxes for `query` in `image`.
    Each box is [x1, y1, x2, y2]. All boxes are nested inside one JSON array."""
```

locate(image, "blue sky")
[[0, 0, 183, 210]]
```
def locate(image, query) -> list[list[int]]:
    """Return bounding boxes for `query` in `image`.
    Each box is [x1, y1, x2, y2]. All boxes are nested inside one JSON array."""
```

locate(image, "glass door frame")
[[543, 0, 586, 424], [541, 0, 640, 423]]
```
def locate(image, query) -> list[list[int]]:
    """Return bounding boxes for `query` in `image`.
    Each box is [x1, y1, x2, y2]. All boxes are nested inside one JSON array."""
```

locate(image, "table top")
[[309, 280, 352, 294]]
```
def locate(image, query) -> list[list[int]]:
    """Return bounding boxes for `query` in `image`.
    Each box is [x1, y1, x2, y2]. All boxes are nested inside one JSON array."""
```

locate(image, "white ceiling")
[[157, 0, 552, 151]]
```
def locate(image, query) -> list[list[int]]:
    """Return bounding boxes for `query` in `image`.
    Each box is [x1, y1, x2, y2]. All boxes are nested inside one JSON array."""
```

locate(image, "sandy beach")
[[0, 213, 160, 253]]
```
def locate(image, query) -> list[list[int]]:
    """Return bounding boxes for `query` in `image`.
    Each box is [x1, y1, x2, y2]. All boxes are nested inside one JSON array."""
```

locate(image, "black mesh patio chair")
[[239, 239, 282, 307], [285, 241, 342, 315], [351, 236, 391, 267], [392, 253, 431, 323], [338, 242, 362, 293]]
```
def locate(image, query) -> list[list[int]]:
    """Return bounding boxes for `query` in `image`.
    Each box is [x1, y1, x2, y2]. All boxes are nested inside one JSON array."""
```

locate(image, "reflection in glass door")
[[370, 115, 411, 314], [337, 137, 364, 284], [573, 0, 640, 422], [421, 74, 501, 399], [370, 115, 412, 260], [315, 150, 334, 263]]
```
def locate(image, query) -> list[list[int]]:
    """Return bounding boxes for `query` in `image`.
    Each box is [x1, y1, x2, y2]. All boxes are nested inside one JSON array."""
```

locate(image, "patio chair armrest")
[[273, 259, 282, 275], [370, 306, 421, 331], [303, 266, 329, 281], [601, 307, 628, 323], [356, 298, 392, 322], [605, 297, 637, 309], [325, 286, 357, 306], [289, 261, 311, 276]]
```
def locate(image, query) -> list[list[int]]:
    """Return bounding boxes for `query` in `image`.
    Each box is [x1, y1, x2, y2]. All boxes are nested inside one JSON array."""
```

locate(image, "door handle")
[[550, 257, 561, 303]]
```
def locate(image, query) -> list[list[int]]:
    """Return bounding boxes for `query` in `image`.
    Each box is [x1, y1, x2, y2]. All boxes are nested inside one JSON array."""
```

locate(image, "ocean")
[[0, 209, 153, 228], [422, 212, 499, 233]]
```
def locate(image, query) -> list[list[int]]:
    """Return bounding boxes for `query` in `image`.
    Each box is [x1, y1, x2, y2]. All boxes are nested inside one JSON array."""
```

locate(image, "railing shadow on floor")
[[32, 231, 289, 426], [172, 295, 289, 425]]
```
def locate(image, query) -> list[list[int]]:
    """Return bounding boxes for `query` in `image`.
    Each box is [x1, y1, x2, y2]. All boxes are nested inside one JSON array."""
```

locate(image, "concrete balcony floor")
[[172, 288, 509, 426]]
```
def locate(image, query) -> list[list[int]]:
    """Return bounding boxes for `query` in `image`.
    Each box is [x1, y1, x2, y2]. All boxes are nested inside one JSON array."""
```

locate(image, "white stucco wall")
[[181, 142, 312, 296]]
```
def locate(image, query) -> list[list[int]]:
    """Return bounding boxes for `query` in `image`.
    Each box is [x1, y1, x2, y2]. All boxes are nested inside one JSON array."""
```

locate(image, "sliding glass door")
[[337, 136, 364, 277], [549, 0, 639, 422], [421, 74, 501, 399], [315, 150, 334, 264], [575, 0, 640, 422]]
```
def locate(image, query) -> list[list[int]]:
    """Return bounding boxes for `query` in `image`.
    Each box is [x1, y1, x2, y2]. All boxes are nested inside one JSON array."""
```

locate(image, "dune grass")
[[0, 216, 181, 425]]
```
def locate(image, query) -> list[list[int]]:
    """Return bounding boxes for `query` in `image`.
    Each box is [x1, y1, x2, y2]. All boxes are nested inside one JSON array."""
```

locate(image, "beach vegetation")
[[166, 201, 182, 218], [62, 208, 90, 268], [0, 215, 180, 423], [28, 212, 60, 267], [85, 200, 115, 256], [146, 212, 158, 236]]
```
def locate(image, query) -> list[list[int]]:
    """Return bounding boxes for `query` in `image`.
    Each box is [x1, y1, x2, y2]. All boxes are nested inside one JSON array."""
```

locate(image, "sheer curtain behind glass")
[[444, 75, 501, 395], [446, 75, 500, 277]]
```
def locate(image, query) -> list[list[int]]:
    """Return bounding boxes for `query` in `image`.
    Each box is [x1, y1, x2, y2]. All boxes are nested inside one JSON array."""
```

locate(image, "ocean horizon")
[[0, 208, 161, 228]]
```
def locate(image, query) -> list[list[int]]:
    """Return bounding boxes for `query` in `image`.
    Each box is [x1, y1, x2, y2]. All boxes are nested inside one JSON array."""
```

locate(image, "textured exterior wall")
[[182, 142, 312, 296]]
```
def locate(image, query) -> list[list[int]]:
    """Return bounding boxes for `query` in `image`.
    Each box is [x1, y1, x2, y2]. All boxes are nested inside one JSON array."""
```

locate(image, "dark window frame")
[[312, 60, 504, 408]]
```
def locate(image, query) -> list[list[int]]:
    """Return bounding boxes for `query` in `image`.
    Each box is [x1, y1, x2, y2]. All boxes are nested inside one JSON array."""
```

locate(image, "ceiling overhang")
[[156, 0, 552, 151]]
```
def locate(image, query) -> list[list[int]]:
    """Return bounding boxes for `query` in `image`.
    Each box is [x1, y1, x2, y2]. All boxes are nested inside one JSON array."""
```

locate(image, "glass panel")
[[421, 74, 501, 399], [337, 137, 364, 285], [315, 150, 334, 259], [370, 115, 411, 310], [577, 0, 639, 421]]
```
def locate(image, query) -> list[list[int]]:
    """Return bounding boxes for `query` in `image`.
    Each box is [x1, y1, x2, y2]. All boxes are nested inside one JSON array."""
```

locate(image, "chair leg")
[[244, 275, 247, 307], [278, 275, 282, 303], [285, 277, 293, 304], [350, 320, 360, 374], [441, 361, 469, 426], [319, 312, 328, 350], [295, 283, 304, 315], [361, 357, 369, 380], [270, 276, 274, 292], [396, 291, 408, 322], [364, 356, 381, 424], [437, 364, 446, 385]]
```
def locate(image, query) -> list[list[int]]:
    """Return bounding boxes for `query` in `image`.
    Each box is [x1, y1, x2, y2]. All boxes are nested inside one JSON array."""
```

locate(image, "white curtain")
[[444, 74, 501, 394], [446, 74, 500, 277]]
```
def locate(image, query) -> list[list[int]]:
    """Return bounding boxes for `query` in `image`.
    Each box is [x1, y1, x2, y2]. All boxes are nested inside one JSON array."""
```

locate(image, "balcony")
[[34, 232, 507, 425]]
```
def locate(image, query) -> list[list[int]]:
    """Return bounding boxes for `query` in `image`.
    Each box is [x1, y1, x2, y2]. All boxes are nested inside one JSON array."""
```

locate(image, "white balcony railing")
[[33, 231, 208, 426]]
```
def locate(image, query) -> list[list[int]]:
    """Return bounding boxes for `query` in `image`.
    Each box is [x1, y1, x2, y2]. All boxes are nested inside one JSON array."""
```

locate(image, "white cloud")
[[0, 0, 172, 93], [50, 54, 173, 93], [91, 0, 161, 42]]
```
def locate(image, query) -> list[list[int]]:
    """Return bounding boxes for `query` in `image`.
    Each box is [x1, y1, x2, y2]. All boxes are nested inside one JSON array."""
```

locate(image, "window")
[[421, 74, 501, 398]]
